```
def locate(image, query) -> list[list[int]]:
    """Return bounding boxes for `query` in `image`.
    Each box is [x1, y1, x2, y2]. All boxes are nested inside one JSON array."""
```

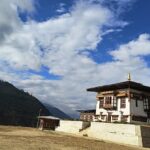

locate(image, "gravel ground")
[[0, 125, 148, 150]]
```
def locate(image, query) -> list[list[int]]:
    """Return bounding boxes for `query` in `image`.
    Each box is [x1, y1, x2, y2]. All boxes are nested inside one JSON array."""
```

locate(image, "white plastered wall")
[[130, 99, 147, 117], [96, 97, 131, 122], [56, 120, 83, 134], [88, 122, 139, 146]]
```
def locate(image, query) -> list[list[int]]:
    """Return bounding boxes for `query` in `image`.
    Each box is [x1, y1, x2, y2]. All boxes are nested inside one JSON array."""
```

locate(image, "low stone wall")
[[56, 120, 83, 134], [88, 122, 139, 146], [55, 120, 150, 147]]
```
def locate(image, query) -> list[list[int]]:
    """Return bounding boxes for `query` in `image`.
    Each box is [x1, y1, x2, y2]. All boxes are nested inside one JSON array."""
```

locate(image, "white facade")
[[96, 96, 131, 122], [86, 80, 150, 123], [94, 89, 149, 123]]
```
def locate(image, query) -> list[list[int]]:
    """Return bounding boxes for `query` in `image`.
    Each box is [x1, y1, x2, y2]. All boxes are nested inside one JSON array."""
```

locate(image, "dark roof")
[[87, 81, 150, 93], [77, 109, 96, 113], [38, 116, 60, 120]]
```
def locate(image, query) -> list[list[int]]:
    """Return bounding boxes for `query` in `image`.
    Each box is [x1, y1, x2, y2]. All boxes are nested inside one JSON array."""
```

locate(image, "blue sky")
[[29, 0, 150, 64], [0, 0, 150, 117]]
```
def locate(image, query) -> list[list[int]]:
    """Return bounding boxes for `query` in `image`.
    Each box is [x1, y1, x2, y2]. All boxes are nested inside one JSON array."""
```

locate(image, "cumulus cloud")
[[1, 0, 148, 116], [0, 0, 115, 72], [108, 33, 150, 84], [0, 0, 34, 42], [110, 34, 150, 61]]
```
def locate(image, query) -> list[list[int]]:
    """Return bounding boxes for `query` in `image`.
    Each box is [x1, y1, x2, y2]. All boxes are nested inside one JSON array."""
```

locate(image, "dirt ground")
[[0, 125, 148, 150]]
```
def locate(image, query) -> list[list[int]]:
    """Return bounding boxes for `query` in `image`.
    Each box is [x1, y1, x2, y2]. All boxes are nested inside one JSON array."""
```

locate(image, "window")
[[120, 98, 126, 108], [99, 99, 104, 108], [143, 98, 149, 110], [112, 115, 118, 121], [122, 115, 128, 122], [113, 98, 117, 108], [135, 99, 138, 107], [90, 115, 93, 120], [87, 115, 91, 121], [105, 96, 112, 104], [95, 115, 98, 119], [101, 115, 105, 120]]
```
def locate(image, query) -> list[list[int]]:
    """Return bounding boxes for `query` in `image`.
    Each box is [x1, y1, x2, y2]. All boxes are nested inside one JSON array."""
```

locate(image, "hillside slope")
[[0, 80, 50, 127], [44, 103, 71, 119]]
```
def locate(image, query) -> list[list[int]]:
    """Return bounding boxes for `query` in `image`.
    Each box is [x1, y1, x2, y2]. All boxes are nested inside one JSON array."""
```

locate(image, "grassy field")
[[0, 125, 147, 150]]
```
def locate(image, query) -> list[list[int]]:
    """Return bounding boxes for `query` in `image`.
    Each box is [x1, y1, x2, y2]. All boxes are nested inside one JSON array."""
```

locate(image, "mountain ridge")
[[43, 103, 71, 119], [0, 80, 70, 127]]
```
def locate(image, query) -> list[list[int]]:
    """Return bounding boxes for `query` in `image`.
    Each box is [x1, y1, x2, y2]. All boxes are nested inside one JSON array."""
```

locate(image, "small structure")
[[78, 110, 95, 121], [38, 116, 60, 130], [87, 75, 150, 123]]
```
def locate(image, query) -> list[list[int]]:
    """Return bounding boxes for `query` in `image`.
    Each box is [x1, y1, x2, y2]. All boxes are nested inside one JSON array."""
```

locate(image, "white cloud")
[[107, 33, 150, 84], [110, 34, 150, 61], [0, 26, 42, 70], [1, 0, 149, 117], [0, 0, 35, 42], [0, 0, 114, 72], [56, 3, 66, 13]]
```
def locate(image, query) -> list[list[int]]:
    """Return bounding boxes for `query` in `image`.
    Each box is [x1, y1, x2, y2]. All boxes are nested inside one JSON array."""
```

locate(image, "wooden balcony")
[[103, 104, 117, 110]]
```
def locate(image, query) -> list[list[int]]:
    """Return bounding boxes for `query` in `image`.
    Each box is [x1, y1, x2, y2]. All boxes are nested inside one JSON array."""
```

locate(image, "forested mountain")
[[0, 80, 50, 127], [0, 80, 72, 127]]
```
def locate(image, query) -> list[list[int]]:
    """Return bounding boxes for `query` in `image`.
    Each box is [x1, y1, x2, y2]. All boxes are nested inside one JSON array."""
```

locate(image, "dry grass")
[[0, 125, 147, 150]]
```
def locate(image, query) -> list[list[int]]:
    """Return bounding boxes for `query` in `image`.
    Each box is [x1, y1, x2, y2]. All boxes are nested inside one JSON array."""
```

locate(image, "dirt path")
[[0, 125, 147, 150]]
